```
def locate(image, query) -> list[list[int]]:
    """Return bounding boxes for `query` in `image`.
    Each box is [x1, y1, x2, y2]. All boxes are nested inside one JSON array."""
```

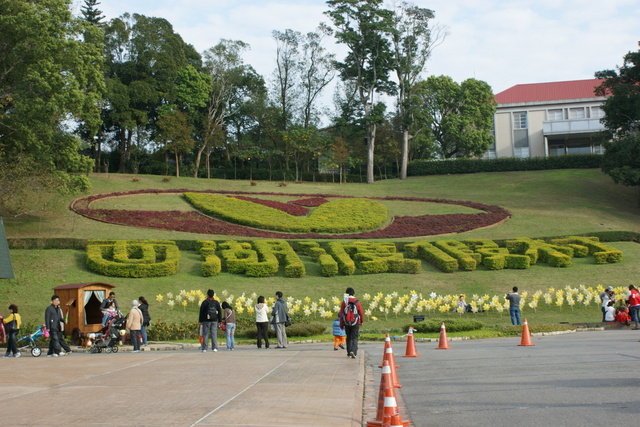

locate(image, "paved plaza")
[[0, 329, 638, 426]]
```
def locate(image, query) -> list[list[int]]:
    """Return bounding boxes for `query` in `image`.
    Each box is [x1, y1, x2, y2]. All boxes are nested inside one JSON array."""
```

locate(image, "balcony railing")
[[543, 118, 604, 135]]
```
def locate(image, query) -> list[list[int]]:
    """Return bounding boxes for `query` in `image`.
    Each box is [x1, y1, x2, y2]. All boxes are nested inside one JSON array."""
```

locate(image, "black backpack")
[[343, 299, 360, 326], [207, 300, 218, 321]]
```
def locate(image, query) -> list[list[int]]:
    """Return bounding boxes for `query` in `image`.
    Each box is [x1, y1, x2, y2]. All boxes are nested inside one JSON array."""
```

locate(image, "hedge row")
[[85, 240, 180, 277], [407, 154, 602, 176], [183, 192, 388, 233], [405, 236, 621, 273]]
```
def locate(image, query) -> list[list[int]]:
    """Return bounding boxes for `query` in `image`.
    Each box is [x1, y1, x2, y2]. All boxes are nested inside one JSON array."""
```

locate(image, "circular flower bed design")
[[70, 189, 511, 239]]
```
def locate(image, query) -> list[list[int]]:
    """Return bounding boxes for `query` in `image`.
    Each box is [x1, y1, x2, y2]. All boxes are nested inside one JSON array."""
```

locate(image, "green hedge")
[[86, 240, 180, 278], [407, 319, 485, 333], [407, 154, 602, 176], [183, 192, 388, 233]]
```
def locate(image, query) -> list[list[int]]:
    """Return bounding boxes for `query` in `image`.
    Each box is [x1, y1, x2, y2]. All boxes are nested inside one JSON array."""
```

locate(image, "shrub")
[[407, 319, 484, 333], [86, 240, 180, 278]]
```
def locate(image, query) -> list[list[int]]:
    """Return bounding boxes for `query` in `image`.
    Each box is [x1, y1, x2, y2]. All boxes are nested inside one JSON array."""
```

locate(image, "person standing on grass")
[[626, 285, 640, 329], [199, 289, 221, 352], [339, 287, 364, 359], [271, 291, 288, 348], [126, 300, 143, 353], [3, 304, 21, 358], [45, 295, 64, 357], [255, 296, 269, 349], [506, 286, 522, 326]]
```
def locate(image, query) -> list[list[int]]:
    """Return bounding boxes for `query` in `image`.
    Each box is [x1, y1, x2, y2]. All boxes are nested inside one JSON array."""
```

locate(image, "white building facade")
[[490, 79, 609, 158]]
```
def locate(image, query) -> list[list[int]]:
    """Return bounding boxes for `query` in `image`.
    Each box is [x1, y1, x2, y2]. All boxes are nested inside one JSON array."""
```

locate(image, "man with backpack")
[[199, 289, 222, 352], [339, 287, 364, 359]]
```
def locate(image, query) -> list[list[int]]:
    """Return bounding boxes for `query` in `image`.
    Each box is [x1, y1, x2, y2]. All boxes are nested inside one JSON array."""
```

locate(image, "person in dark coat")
[[138, 296, 151, 346], [44, 295, 64, 357]]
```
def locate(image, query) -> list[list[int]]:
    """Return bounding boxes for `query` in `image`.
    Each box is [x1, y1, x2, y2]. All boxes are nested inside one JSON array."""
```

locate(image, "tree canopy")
[[596, 43, 640, 205]]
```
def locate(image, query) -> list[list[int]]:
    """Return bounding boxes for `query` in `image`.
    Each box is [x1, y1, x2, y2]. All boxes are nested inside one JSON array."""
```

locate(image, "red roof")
[[495, 79, 607, 104]]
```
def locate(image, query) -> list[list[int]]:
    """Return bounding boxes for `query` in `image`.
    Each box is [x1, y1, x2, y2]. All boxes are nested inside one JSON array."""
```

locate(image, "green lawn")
[[2, 169, 639, 332]]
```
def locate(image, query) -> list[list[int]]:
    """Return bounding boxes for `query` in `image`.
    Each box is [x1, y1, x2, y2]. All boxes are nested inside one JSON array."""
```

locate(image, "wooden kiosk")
[[53, 282, 116, 343]]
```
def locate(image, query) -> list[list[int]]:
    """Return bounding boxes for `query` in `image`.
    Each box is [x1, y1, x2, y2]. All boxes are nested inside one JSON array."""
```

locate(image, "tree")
[[390, 2, 445, 179], [595, 43, 640, 205], [326, 0, 396, 183], [102, 13, 200, 173], [157, 110, 194, 178], [595, 43, 640, 136], [200, 40, 251, 174], [410, 76, 495, 158], [80, 0, 105, 26], [1, 0, 103, 199]]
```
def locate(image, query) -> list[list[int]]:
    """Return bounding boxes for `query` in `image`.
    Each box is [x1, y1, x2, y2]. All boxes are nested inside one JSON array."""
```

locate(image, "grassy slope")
[[2, 169, 640, 328]]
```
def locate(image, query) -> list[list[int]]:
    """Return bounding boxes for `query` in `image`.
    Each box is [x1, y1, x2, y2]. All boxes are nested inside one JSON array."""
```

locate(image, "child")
[[332, 317, 346, 351], [102, 301, 117, 327], [615, 304, 631, 326]]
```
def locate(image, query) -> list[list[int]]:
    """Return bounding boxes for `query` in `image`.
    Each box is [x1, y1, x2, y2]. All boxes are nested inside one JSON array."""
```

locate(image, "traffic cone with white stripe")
[[518, 319, 535, 346], [367, 379, 410, 427], [435, 322, 451, 349], [367, 359, 393, 427], [403, 327, 420, 358], [380, 334, 399, 367]]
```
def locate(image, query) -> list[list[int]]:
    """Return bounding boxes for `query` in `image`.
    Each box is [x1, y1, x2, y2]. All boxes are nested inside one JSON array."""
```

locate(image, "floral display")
[[71, 189, 511, 239]]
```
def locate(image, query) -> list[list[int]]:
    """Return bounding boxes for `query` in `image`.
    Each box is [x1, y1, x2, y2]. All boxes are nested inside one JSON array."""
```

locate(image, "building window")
[[591, 106, 605, 119], [547, 109, 563, 121], [513, 112, 527, 129], [569, 107, 585, 119]]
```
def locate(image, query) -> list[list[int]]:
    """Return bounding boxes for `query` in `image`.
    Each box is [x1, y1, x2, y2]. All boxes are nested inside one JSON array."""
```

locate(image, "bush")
[[407, 319, 484, 333], [407, 154, 602, 176]]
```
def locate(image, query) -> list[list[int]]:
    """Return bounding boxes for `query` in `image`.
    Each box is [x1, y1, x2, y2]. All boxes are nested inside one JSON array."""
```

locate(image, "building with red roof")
[[490, 78, 609, 158]]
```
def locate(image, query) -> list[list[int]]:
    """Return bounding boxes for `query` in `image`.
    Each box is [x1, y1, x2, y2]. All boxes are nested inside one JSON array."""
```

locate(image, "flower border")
[[70, 189, 511, 239]]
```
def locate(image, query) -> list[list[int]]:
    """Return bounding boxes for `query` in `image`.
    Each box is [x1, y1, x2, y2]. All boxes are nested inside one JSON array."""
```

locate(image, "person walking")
[[626, 285, 640, 329], [198, 289, 221, 352], [126, 300, 143, 353], [271, 291, 288, 348], [339, 287, 364, 359], [3, 304, 21, 358], [45, 295, 64, 357], [138, 296, 151, 346], [332, 316, 346, 351], [506, 286, 522, 326], [255, 296, 269, 349], [221, 301, 236, 351]]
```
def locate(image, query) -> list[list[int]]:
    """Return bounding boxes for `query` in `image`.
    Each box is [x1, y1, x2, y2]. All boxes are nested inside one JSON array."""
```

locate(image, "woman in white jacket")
[[254, 296, 269, 349]]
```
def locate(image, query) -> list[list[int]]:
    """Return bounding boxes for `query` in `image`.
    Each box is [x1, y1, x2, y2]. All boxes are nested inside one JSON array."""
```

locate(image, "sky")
[[75, 0, 639, 95]]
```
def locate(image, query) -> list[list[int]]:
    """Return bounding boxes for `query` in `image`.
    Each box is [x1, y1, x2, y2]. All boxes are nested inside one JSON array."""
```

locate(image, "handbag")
[[5, 317, 17, 334]]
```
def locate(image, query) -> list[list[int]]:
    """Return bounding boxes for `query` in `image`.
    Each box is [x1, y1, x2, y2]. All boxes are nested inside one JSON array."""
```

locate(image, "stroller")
[[17, 325, 46, 357], [89, 316, 126, 353]]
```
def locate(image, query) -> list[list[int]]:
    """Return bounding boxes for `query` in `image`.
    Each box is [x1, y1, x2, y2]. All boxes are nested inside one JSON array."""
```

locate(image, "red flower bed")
[[71, 189, 511, 239], [288, 197, 329, 207], [233, 196, 309, 216]]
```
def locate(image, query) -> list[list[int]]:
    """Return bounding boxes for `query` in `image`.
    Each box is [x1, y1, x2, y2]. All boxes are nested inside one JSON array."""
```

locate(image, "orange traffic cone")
[[518, 319, 535, 346], [367, 360, 393, 427], [380, 346, 402, 388], [403, 327, 420, 358], [379, 334, 398, 367], [435, 322, 451, 349], [367, 383, 410, 427], [388, 413, 410, 427]]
